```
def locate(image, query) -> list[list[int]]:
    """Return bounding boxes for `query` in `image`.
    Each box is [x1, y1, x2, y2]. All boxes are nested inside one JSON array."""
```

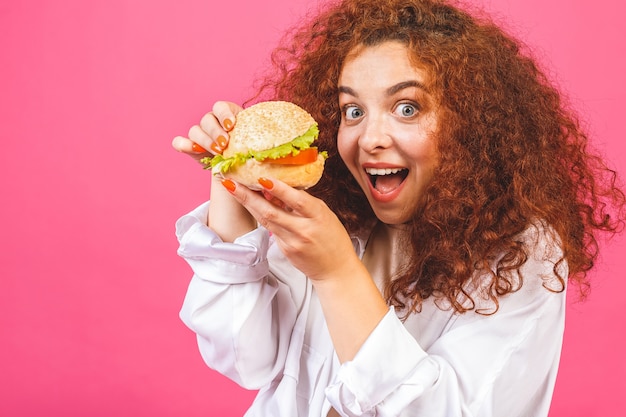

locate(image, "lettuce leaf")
[[250, 125, 319, 161], [203, 153, 249, 173], [201, 124, 319, 174]]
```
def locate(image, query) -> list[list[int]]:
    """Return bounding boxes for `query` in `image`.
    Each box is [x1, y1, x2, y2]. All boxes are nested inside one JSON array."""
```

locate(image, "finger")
[[188, 124, 223, 155], [198, 102, 242, 153], [256, 177, 317, 217], [212, 101, 242, 132], [262, 189, 293, 212], [172, 136, 210, 162]]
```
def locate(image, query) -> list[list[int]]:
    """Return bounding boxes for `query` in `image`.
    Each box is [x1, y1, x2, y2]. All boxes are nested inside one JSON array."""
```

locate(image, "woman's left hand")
[[222, 177, 359, 282]]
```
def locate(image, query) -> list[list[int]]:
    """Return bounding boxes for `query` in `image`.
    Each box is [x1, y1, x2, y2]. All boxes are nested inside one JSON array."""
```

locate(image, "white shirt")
[[177, 202, 567, 417]]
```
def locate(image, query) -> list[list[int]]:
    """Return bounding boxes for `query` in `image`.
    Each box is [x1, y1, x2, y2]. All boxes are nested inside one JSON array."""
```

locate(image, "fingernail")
[[191, 143, 207, 153], [258, 177, 274, 190], [221, 179, 236, 193], [223, 118, 234, 131], [210, 142, 222, 154], [216, 135, 228, 149]]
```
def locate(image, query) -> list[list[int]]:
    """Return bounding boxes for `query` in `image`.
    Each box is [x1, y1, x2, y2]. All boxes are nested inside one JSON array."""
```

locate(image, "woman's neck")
[[361, 221, 410, 292]]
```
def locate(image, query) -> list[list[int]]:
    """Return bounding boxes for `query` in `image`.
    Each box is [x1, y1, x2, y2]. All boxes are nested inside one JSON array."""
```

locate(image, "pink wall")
[[1, 0, 624, 415]]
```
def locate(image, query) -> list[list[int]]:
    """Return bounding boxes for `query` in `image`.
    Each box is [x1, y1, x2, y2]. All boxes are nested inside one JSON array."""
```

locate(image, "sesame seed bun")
[[220, 101, 325, 190]]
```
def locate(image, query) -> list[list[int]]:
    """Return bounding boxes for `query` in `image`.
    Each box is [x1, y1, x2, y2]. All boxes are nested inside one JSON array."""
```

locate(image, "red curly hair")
[[251, 0, 626, 314]]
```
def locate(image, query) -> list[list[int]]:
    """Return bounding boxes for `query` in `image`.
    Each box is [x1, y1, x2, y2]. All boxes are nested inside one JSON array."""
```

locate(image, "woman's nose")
[[358, 115, 393, 153]]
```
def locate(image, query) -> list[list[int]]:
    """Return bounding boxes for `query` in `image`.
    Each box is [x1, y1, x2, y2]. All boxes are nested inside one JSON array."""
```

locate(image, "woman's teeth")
[[365, 167, 405, 176], [364, 167, 409, 193]]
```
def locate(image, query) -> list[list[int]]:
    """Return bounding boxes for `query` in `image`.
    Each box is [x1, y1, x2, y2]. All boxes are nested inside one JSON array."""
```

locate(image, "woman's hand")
[[172, 101, 241, 162], [224, 176, 358, 281], [173, 102, 257, 242]]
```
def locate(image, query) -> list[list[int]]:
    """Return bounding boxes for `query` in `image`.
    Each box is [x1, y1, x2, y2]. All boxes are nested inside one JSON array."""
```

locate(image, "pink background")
[[1, 0, 624, 415]]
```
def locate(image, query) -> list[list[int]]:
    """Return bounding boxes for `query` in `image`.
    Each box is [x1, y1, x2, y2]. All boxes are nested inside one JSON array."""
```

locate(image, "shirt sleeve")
[[176, 201, 302, 390], [325, 223, 567, 417]]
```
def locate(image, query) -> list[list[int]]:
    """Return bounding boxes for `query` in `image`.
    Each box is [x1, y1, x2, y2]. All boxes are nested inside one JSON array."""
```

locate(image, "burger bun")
[[220, 101, 325, 190]]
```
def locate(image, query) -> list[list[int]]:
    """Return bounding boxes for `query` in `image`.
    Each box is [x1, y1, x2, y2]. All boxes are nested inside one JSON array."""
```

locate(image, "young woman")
[[172, 0, 625, 415]]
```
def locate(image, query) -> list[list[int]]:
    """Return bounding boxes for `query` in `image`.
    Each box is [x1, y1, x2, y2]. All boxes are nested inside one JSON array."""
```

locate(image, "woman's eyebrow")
[[386, 80, 427, 96], [338, 85, 358, 97], [338, 80, 427, 98]]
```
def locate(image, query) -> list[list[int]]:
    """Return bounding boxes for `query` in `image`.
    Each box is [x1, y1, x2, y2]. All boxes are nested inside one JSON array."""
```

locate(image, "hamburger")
[[202, 101, 326, 190]]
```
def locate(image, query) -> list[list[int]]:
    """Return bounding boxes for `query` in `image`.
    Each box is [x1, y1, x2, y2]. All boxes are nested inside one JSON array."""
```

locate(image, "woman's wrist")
[[208, 175, 257, 242]]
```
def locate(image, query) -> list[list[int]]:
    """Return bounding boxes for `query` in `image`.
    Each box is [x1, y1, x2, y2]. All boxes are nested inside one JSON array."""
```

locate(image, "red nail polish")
[[258, 177, 274, 189], [216, 135, 228, 149], [221, 179, 236, 193], [192, 143, 207, 153], [223, 119, 234, 131]]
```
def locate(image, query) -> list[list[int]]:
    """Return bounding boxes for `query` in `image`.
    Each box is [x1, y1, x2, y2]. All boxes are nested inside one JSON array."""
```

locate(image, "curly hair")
[[250, 0, 626, 314]]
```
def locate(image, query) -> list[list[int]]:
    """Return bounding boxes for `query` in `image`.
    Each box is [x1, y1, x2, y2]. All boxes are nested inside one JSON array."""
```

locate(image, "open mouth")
[[365, 167, 409, 194]]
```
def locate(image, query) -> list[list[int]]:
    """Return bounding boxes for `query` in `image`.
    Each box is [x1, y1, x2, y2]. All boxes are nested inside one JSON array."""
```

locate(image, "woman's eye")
[[344, 105, 364, 120], [395, 103, 418, 117]]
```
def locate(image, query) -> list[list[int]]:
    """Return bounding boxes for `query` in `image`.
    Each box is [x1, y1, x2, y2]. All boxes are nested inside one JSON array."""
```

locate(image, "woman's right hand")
[[171, 101, 242, 162], [173, 101, 258, 242]]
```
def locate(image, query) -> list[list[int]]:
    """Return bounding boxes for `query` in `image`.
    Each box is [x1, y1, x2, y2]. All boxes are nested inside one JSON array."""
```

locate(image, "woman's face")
[[337, 41, 440, 225]]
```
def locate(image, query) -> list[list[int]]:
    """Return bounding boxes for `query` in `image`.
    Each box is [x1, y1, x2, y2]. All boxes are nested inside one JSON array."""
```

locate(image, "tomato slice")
[[266, 147, 318, 165]]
